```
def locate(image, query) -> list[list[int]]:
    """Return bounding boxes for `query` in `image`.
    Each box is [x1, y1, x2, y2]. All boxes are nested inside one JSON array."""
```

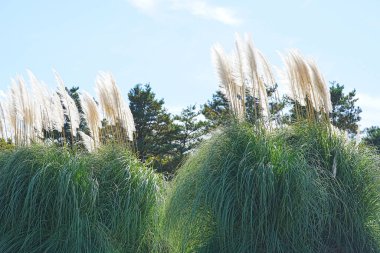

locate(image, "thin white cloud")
[[128, 0, 157, 13], [127, 0, 242, 26], [171, 0, 242, 25]]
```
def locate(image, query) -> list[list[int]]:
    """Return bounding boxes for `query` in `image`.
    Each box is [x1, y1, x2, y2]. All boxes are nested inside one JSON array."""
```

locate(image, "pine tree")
[[173, 105, 208, 157], [202, 84, 284, 128], [128, 84, 178, 174], [201, 90, 231, 129], [66, 86, 90, 135], [363, 126, 380, 152], [330, 82, 362, 134]]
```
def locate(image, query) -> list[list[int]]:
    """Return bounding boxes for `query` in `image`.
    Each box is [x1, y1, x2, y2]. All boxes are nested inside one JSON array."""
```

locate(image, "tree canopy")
[[363, 126, 380, 152], [128, 84, 208, 176], [329, 82, 362, 135], [128, 84, 178, 174]]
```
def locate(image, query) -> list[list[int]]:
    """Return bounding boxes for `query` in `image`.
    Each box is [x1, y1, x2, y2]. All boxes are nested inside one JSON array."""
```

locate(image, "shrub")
[[287, 122, 380, 252], [0, 145, 161, 253], [164, 122, 380, 253]]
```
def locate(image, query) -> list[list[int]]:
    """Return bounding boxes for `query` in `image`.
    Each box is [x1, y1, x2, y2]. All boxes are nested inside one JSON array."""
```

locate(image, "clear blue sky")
[[0, 0, 379, 128]]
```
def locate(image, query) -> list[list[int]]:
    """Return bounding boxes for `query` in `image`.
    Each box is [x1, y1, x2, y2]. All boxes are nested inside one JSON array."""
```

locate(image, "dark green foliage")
[[164, 124, 328, 252], [245, 84, 285, 125], [201, 90, 231, 129], [0, 145, 161, 253], [266, 84, 286, 118], [66, 86, 90, 135], [363, 126, 380, 152], [99, 120, 134, 147], [287, 123, 380, 252], [173, 105, 208, 158], [128, 84, 178, 174], [283, 95, 322, 123], [164, 123, 380, 253], [60, 87, 84, 147], [0, 138, 14, 151], [64, 86, 92, 149], [202, 85, 285, 129], [329, 82, 362, 134], [128, 85, 208, 176], [283, 82, 361, 133], [42, 86, 90, 148]]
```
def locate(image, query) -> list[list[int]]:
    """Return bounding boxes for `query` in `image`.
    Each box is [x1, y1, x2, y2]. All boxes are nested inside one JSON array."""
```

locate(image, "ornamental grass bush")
[[0, 145, 161, 253], [1, 34, 380, 253], [163, 122, 380, 253], [160, 34, 380, 253], [287, 122, 380, 252]]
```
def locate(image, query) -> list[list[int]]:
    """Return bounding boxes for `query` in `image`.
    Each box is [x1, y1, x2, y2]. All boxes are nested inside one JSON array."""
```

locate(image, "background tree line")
[[2, 80, 378, 176], [127, 81, 380, 176]]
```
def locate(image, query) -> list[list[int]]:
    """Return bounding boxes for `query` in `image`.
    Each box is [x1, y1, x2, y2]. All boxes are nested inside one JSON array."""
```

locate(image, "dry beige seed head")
[[28, 70, 50, 136], [212, 43, 244, 119], [233, 33, 247, 112], [283, 50, 333, 121], [212, 34, 275, 121], [95, 72, 135, 140], [50, 92, 65, 131], [286, 50, 313, 106], [55, 71, 80, 136], [81, 91, 101, 146], [307, 59, 332, 114], [0, 101, 6, 139], [78, 130, 95, 152], [9, 76, 38, 144], [245, 35, 271, 117], [245, 37, 260, 94]]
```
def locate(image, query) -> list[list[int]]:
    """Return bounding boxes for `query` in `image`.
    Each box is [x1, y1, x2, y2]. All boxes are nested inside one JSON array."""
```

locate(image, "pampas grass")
[[0, 34, 378, 253], [284, 122, 380, 252], [0, 102, 8, 140], [213, 34, 332, 127], [162, 35, 380, 253], [0, 70, 135, 151], [164, 122, 380, 253], [212, 35, 277, 126], [0, 144, 162, 253], [81, 91, 101, 147], [282, 50, 332, 120], [96, 72, 135, 142], [0, 71, 154, 253], [212, 44, 243, 119], [163, 123, 328, 252], [55, 71, 81, 140]]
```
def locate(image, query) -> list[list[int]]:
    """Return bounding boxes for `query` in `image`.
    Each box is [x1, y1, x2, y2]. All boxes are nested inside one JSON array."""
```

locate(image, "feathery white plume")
[[212, 43, 244, 118], [95, 72, 135, 140], [78, 131, 95, 152], [81, 91, 101, 146], [54, 71, 80, 137], [50, 92, 65, 131], [307, 59, 332, 114], [284, 50, 332, 115], [0, 101, 8, 139], [28, 70, 50, 136], [212, 34, 275, 120], [10, 76, 38, 144]]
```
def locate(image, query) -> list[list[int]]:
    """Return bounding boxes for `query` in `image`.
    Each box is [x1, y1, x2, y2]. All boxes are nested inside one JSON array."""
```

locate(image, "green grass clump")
[[286, 122, 380, 252], [0, 145, 161, 253], [164, 122, 380, 252]]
